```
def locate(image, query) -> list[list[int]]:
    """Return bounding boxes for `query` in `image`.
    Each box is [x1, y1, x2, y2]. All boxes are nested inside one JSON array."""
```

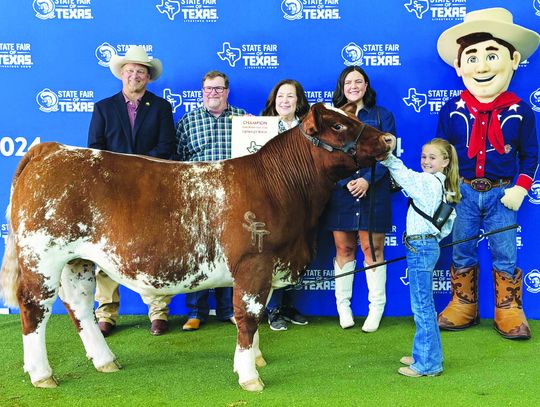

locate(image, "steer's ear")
[[341, 102, 357, 116], [301, 103, 322, 135]]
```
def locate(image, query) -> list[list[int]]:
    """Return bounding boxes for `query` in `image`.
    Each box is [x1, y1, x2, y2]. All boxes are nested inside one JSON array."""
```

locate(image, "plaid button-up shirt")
[[175, 105, 247, 162]]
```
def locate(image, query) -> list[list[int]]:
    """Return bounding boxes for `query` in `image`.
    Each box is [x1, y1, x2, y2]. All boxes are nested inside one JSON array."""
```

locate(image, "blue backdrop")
[[1, 0, 539, 319]]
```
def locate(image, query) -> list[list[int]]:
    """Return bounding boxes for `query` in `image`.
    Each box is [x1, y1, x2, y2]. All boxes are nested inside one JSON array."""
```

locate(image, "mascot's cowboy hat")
[[109, 45, 163, 82], [438, 7, 540, 66]]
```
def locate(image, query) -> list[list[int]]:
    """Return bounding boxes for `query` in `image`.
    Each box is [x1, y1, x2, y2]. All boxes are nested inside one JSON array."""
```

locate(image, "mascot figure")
[[436, 8, 540, 339]]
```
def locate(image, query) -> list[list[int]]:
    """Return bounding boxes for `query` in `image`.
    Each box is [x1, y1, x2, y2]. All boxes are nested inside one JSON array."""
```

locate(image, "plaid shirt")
[[175, 105, 247, 162]]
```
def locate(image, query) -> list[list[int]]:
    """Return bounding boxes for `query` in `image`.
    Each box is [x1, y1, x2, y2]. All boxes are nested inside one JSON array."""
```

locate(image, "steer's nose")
[[383, 134, 396, 151]]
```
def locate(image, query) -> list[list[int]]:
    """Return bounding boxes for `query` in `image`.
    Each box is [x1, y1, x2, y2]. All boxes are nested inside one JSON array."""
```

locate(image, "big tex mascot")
[[436, 8, 540, 339]]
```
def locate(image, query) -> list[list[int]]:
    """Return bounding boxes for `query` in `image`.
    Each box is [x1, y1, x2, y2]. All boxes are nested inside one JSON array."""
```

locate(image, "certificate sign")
[[231, 116, 280, 158]]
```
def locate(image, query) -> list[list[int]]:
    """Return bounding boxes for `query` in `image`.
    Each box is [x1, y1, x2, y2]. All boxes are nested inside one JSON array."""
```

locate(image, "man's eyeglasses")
[[203, 86, 227, 94]]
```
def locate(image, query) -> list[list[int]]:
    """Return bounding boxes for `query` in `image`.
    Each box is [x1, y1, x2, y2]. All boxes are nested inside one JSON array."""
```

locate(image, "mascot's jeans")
[[453, 183, 517, 275], [185, 288, 233, 322], [406, 238, 443, 376]]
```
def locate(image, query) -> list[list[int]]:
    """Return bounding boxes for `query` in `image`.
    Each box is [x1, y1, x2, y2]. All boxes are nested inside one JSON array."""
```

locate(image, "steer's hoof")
[[33, 376, 59, 388], [96, 359, 122, 373], [255, 355, 267, 368], [240, 377, 265, 392]]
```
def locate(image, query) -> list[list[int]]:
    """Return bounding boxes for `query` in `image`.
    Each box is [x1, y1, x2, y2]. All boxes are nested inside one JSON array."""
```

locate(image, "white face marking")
[[326, 106, 348, 117]]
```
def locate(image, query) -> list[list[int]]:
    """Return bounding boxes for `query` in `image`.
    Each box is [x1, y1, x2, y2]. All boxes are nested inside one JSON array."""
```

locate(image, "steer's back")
[[11, 142, 239, 294]]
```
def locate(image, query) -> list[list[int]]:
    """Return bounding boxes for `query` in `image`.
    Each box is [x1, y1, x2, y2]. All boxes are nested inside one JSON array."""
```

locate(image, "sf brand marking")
[[242, 212, 270, 253]]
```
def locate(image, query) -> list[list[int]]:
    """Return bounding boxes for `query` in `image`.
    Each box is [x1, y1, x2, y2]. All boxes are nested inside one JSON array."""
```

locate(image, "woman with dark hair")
[[322, 66, 396, 332], [261, 79, 310, 331], [261, 79, 310, 131]]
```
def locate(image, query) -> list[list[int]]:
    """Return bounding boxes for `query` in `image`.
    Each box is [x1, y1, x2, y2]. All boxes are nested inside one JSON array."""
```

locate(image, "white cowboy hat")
[[437, 7, 540, 66], [109, 45, 163, 82]]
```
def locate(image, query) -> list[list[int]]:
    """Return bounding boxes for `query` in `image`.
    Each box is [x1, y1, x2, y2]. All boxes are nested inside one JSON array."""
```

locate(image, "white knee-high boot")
[[334, 259, 356, 329], [362, 263, 387, 332]]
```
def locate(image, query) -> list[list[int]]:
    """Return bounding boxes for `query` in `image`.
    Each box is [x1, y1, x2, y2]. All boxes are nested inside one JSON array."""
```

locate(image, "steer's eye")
[[332, 124, 345, 131]]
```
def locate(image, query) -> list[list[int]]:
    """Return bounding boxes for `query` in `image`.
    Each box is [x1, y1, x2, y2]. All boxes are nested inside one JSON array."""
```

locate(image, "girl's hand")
[[347, 178, 369, 198], [377, 134, 396, 161]]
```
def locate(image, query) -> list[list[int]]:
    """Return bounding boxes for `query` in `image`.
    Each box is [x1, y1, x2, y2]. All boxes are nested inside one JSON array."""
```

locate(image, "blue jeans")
[[453, 183, 517, 275], [406, 237, 443, 375], [267, 287, 294, 310], [185, 288, 233, 322]]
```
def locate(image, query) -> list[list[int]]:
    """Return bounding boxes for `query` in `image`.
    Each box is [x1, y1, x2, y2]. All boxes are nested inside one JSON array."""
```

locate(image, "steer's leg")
[[18, 265, 60, 388], [232, 276, 271, 392], [59, 260, 119, 373]]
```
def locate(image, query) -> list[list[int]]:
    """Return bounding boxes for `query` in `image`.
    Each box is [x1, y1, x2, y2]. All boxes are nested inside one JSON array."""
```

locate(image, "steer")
[[0, 103, 391, 391]]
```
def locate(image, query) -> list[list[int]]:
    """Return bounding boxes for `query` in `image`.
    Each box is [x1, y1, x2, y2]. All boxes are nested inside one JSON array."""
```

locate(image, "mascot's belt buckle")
[[470, 178, 492, 192]]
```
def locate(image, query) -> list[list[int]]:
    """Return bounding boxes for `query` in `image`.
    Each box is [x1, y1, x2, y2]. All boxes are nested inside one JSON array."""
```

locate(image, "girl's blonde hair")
[[424, 138, 461, 203]]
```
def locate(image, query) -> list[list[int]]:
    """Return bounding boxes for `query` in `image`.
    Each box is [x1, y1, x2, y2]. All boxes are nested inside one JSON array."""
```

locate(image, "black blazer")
[[88, 91, 175, 159]]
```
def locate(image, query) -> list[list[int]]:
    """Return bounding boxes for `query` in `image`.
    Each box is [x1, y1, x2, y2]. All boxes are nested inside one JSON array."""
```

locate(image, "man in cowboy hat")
[[88, 45, 176, 337], [436, 8, 539, 339]]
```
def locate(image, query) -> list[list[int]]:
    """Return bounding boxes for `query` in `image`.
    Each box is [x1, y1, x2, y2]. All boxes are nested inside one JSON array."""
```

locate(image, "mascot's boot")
[[334, 259, 356, 329], [493, 268, 531, 340], [362, 263, 386, 333], [438, 265, 479, 330]]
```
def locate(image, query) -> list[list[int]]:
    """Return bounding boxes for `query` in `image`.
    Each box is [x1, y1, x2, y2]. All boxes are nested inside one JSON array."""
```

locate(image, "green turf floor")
[[0, 315, 538, 407]]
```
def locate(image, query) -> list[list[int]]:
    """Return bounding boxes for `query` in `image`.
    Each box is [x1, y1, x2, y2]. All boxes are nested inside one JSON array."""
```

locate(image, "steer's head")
[[300, 102, 392, 179]]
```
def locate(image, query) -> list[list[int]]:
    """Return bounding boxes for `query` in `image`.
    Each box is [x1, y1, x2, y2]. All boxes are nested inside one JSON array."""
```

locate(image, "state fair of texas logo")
[[217, 42, 278, 69], [528, 180, 540, 205], [95, 43, 117, 67], [156, 0, 181, 21], [404, 0, 466, 21], [281, 0, 303, 20], [524, 269, 540, 294], [403, 0, 429, 19], [402, 88, 427, 113], [341, 42, 363, 66], [530, 87, 540, 112]]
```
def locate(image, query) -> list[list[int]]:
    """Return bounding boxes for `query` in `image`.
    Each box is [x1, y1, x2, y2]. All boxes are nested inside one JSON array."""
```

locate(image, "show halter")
[[298, 121, 366, 158]]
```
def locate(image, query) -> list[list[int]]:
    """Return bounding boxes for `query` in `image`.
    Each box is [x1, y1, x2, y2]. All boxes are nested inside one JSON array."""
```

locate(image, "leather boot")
[[438, 265, 479, 330], [362, 264, 386, 333], [493, 268, 531, 340], [334, 259, 356, 329]]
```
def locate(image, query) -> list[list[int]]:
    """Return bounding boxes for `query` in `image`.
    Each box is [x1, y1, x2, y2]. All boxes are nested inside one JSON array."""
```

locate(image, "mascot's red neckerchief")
[[461, 89, 521, 159]]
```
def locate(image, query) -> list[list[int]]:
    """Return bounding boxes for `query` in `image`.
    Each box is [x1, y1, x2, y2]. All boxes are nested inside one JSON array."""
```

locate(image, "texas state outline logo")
[[402, 88, 427, 113], [403, 0, 429, 19], [156, 0, 181, 21], [217, 42, 242, 67]]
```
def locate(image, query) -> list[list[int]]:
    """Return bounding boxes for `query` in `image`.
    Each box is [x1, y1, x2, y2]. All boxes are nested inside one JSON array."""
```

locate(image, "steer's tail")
[[0, 200, 20, 308], [1, 142, 59, 308], [0, 144, 43, 309]]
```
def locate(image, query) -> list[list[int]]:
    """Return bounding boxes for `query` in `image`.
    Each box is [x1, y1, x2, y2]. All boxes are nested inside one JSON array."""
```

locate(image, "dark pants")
[[185, 288, 233, 322]]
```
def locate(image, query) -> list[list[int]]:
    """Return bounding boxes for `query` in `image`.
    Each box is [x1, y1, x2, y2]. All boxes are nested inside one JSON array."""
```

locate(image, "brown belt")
[[463, 177, 511, 192]]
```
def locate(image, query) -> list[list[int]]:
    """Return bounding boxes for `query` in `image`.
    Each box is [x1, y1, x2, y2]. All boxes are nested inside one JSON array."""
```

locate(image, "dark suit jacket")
[[88, 91, 175, 159]]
